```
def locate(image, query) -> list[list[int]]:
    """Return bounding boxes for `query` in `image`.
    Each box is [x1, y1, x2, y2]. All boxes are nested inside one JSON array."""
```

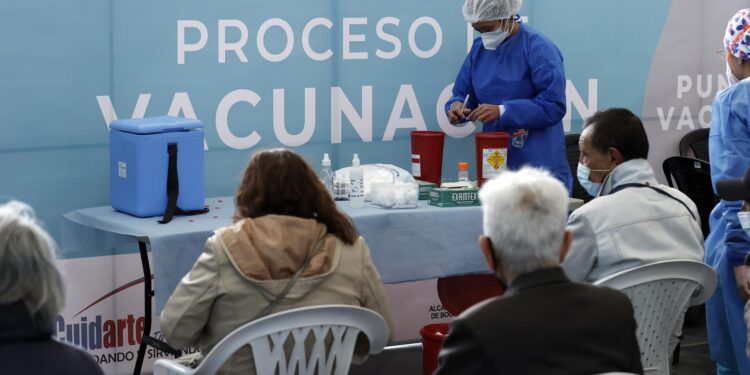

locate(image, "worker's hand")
[[467, 104, 500, 123], [735, 265, 750, 302], [447, 102, 471, 125]]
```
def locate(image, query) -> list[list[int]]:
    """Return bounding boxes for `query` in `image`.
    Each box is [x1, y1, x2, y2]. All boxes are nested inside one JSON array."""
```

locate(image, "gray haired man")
[[436, 168, 642, 375]]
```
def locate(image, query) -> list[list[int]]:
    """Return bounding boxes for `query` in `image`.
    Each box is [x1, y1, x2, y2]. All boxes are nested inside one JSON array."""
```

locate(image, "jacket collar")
[[0, 302, 50, 343], [505, 267, 570, 296], [599, 158, 658, 196]]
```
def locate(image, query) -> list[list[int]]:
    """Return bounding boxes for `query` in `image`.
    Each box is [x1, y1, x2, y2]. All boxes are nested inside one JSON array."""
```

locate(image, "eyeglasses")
[[717, 48, 730, 62]]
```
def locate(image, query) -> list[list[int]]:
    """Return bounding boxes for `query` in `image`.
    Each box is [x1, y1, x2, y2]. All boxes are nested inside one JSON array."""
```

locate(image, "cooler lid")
[[110, 116, 203, 134]]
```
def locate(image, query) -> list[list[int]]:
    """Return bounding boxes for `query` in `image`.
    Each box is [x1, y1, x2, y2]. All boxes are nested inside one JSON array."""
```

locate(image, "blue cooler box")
[[110, 116, 205, 217]]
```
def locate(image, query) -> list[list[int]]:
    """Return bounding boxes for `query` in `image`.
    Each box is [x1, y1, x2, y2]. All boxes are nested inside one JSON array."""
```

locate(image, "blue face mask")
[[577, 163, 610, 197], [481, 29, 509, 50]]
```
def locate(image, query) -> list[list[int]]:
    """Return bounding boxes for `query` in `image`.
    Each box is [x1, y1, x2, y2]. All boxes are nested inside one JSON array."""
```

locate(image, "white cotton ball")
[[406, 186, 418, 205], [390, 182, 418, 206], [369, 181, 418, 208]]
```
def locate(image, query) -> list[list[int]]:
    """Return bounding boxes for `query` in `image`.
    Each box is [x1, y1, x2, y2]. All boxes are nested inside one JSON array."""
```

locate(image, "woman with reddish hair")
[[161, 149, 393, 374]]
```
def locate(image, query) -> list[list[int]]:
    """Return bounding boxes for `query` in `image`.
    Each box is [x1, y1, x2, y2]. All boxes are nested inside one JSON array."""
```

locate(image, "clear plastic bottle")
[[349, 154, 364, 208], [458, 162, 469, 182], [320, 153, 334, 196]]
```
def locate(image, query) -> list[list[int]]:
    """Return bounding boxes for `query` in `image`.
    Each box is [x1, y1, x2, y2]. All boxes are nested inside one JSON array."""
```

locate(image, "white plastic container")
[[369, 182, 419, 209], [349, 154, 364, 208], [458, 162, 469, 182], [334, 164, 416, 199]]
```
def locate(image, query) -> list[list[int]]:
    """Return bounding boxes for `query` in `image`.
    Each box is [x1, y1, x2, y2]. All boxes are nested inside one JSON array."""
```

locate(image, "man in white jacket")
[[561, 108, 705, 354], [562, 108, 704, 282]]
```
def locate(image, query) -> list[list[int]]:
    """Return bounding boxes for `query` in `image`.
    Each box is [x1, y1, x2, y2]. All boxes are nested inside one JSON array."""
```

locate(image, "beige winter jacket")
[[160, 215, 393, 374]]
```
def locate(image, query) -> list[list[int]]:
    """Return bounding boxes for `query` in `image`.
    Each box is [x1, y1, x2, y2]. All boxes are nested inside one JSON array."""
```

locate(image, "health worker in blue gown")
[[706, 8, 750, 375], [445, 0, 572, 192]]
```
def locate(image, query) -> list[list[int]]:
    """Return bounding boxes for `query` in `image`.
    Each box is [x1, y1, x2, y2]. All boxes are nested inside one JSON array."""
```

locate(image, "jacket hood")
[[218, 215, 340, 300], [600, 158, 658, 196]]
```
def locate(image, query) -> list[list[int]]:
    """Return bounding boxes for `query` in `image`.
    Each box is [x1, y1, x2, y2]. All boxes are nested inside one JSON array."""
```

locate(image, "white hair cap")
[[463, 0, 522, 23]]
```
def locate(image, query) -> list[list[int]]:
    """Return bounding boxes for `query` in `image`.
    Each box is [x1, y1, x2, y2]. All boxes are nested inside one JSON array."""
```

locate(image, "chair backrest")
[[678, 128, 710, 162], [594, 260, 717, 375], [154, 305, 389, 375], [565, 133, 593, 203], [662, 156, 719, 238]]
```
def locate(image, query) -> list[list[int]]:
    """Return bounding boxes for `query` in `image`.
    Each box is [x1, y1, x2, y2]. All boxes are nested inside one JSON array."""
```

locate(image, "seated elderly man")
[[562, 108, 704, 280], [436, 168, 642, 375], [561, 108, 704, 355]]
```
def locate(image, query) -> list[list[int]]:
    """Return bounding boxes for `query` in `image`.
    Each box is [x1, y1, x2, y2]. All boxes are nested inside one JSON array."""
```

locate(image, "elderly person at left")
[[0, 201, 103, 375], [436, 168, 642, 375]]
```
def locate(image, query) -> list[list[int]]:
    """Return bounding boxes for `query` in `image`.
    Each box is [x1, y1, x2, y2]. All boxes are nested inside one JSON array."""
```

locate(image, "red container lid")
[[411, 130, 445, 137], [475, 132, 509, 139]]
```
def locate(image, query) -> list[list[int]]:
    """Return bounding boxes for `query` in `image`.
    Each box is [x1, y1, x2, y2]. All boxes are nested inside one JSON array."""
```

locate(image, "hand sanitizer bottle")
[[320, 153, 334, 196], [349, 154, 364, 208]]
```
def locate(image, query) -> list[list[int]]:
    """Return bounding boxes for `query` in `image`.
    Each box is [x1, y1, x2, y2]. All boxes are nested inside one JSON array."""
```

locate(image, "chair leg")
[[672, 337, 682, 366]]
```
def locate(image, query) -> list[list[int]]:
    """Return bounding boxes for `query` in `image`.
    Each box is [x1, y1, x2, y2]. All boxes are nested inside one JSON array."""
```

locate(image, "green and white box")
[[428, 188, 480, 207], [416, 180, 438, 200]]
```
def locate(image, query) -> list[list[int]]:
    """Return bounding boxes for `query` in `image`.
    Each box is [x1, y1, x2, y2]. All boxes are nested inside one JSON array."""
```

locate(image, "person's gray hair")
[[0, 201, 64, 329], [479, 167, 568, 276]]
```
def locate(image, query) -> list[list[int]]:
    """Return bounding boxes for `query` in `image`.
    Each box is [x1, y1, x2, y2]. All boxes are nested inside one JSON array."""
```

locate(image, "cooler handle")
[[158, 143, 209, 224]]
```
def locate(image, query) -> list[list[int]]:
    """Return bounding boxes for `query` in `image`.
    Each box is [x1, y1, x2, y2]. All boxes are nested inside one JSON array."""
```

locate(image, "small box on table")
[[416, 180, 438, 200], [428, 188, 480, 208]]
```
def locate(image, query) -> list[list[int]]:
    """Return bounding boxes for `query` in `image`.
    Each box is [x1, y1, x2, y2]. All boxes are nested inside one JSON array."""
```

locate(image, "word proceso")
[[177, 17, 446, 64]]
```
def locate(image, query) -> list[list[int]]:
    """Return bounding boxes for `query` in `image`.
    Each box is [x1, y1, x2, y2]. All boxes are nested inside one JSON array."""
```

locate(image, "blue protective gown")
[[705, 79, 750, 374], [446, 24, 573, 192]]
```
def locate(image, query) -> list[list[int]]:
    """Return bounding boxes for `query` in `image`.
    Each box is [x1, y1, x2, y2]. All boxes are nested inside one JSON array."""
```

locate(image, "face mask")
[[739, 211, 750, 237], [481, 20, 513, 50], [727, 62, 740, 85], [577, 163, 610, 197], [481, 29, 509, 50]]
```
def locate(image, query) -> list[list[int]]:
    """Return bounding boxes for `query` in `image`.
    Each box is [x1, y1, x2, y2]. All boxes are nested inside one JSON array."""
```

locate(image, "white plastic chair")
[[594, 260, 717, 375], [153, 305, 389, 375]]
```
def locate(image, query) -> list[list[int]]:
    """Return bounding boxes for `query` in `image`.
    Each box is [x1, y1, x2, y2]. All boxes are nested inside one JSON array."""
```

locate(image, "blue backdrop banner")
[[1, 0, 742, 254]]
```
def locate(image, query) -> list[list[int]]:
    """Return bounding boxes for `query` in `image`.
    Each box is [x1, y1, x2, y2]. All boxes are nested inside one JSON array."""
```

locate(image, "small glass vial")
[[458, 162, 469, 182]]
